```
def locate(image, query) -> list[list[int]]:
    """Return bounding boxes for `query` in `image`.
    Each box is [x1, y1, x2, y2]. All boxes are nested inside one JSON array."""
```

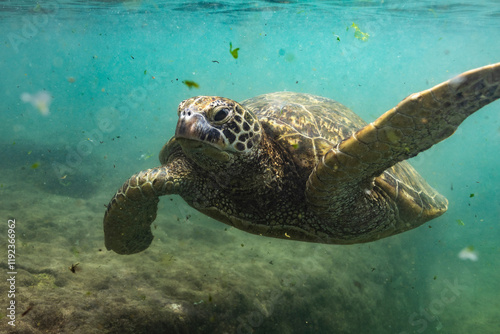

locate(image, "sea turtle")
[[104, 63, 500, 255]]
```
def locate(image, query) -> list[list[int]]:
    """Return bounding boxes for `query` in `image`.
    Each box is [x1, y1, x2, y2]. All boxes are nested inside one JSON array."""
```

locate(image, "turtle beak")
[[175, 111, 230, 163], [175, 108, 226, 149], [175, 110, 206, 140]]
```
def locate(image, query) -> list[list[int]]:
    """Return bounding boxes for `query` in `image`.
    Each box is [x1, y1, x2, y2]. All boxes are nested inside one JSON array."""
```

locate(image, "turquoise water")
[[1, 1, 499, 333]]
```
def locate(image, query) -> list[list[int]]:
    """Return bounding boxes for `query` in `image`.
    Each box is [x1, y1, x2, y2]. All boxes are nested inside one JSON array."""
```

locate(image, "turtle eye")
[[212, 106, 231, 123]]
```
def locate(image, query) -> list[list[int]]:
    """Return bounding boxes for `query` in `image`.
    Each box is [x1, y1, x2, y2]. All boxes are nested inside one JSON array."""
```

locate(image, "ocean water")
[[0, 0, 499, 333]]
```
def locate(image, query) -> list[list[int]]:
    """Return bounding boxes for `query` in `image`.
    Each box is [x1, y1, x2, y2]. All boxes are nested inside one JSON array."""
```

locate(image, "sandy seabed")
[[0, 160, 498, 334]]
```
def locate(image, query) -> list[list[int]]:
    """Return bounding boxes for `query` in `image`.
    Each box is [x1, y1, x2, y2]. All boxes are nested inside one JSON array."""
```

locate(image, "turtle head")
[[175, 96, 263, 169]]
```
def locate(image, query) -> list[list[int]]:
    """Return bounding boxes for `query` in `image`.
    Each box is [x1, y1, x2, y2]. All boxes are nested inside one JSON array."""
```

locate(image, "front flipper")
[[307, 63, 500, 218], [104, 138, 192, 254], [104, 166, 179, 254]]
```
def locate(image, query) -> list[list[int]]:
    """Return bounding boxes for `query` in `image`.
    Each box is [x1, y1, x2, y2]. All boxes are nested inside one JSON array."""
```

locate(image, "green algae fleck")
[[229, 42, 240, 59], [351, 23, 369, 41], [182, 80, 200, 89]]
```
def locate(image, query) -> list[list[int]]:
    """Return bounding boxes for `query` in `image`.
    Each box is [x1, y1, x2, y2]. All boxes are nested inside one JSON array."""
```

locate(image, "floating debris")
[[458, 246, 478, 261], [351, 22, 369, 41], [21, 304, 34, 317], [21, 91, 53, 115], [30, 162, 40, 169], [69, 262, 80, 273], [229, 42, 240, 59], [456, 219, 465, 226], [183, 80, 200, 89], [139, 153, 154, 160]]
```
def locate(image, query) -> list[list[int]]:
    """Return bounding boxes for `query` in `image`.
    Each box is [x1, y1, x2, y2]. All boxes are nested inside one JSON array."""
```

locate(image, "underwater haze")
[[1, 0, 499, 333]]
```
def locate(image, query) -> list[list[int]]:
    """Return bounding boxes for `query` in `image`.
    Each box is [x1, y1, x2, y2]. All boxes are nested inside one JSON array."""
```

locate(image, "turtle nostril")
[[187, 111, 192, 116]]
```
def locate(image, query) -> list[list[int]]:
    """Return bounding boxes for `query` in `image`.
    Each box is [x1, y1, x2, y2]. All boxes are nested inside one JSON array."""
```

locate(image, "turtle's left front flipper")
[[307, 62, 500, 214], [103, 165, 184, 255]]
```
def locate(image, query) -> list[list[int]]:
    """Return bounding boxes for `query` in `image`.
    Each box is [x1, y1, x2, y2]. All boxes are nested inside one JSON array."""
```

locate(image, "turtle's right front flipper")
[[306, 62, 500, 222], [103, 166, 184, 254]]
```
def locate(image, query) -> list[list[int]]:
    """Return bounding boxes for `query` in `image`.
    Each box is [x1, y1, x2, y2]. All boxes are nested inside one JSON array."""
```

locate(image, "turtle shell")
[[242, 92, 447, 218]]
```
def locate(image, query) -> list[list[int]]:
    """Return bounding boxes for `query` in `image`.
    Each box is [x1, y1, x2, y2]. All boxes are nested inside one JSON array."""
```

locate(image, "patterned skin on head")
[[176, 96, 262, 154]]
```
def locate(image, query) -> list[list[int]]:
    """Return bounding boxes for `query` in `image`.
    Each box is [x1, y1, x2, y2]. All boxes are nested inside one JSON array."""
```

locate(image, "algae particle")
[[229, 42, 240, 59], [351, 22, 370, 41], [31, 162, 40, 169], [182, 80, 200, 89]]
